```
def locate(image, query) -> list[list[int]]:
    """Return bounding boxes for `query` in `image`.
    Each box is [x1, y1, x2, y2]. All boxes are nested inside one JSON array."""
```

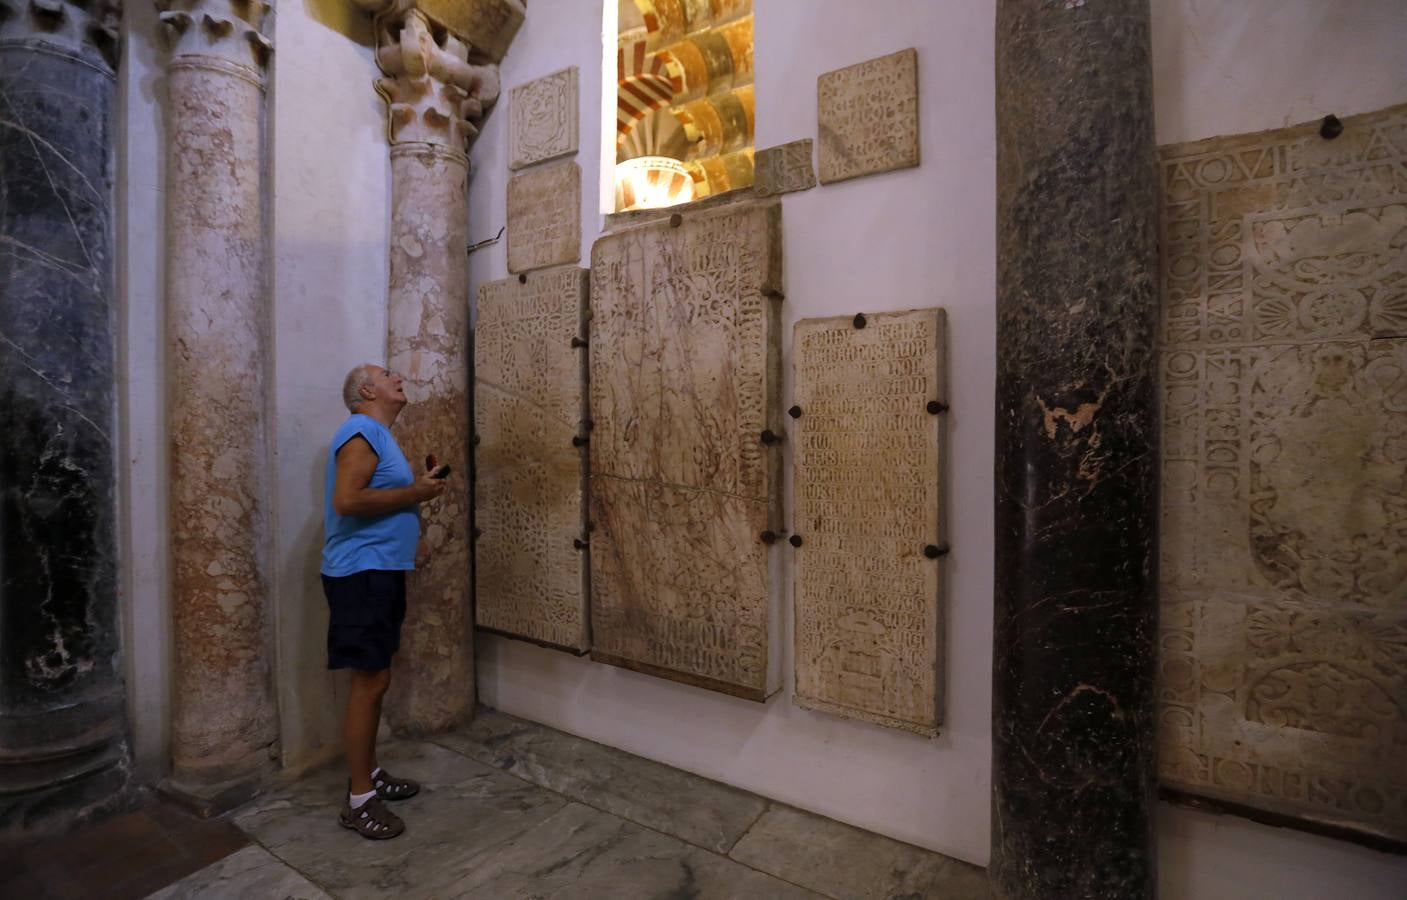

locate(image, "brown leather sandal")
[[373, 767, 420, 801], [338, 794, 404, 840]]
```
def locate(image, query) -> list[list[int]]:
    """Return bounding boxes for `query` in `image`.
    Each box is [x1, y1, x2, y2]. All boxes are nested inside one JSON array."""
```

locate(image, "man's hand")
[[413, 469, 448, 503]]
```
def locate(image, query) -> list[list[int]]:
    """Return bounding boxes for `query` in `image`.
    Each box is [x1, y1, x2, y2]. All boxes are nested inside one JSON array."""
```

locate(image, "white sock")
[[349, 788, 377, 810]]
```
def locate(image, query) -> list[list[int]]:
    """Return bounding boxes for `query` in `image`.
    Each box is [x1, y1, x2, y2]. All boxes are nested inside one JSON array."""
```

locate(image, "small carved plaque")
[[507, 160, 581, 274], [510, 67, 579, 170], [474, 265, 590, 652], [817, 48, 919, 185], [475, 264, 590, 649], [792, 309, 947, 736], [589, 202, 784, 700], [1158, 103, 1407, 845], [754, 139, 816, 198]]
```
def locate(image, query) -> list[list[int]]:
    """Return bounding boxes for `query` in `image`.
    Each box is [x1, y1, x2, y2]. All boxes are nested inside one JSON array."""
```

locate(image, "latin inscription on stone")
[[474, 265, 589, 652], [510, 67, 579, 170], [817, 48, 919, 185], [1158, 103, 1407, 845], [754, 139, 816, 198], [792, 309, 947, 736], [589, 202, 784, 700], [507, 160, 581, 274]]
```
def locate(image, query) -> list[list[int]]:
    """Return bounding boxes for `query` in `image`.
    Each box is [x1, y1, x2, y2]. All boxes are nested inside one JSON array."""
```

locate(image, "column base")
[[158, 769, 267, 819]]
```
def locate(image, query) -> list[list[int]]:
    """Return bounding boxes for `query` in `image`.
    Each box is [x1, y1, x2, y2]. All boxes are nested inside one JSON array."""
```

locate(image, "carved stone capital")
[[353, 0, 522, 63], [0, 0, 122, 70], [371, 6, 499, 151], [155, 0, 272, 76]]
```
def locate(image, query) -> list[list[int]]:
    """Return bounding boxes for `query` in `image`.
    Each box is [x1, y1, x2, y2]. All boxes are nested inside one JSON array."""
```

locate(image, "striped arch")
[[616, 37, 683, 150]]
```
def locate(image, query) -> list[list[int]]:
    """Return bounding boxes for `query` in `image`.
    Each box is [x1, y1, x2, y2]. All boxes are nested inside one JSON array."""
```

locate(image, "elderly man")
[[321, 363, 447, 839]]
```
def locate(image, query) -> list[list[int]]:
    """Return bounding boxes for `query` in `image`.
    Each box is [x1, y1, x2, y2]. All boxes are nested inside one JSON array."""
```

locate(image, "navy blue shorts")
[[322, 569, 407, 671]]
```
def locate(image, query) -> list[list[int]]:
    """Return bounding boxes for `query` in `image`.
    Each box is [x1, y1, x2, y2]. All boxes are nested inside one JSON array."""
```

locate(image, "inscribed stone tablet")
[[1157, 103, 1407, 846], [507, 161, 581, 274], [754, 140, 816, 198], [588, 202, 784, 700], [474, 265, 589, 652], [792, 309, 947, 736], [510, 67, 579, 170], [817, 48, 919, 185]]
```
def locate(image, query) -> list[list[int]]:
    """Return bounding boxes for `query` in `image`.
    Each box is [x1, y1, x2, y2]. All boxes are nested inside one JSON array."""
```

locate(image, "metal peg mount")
[[1320, 114, 1343, 140], [472, 527, 483, 540], [583, 418, 595, 432], [573, 538, 589, 551], [518, 273, 527, 284], [760, 429, 782, 446], [788, 405, 802, 419], [669, 213, 683, 228], [926, 400, 949, 415], [924, 543, 950, 559], [789, 534, 803, 548], [474, 433, 481, 446], [760, 530, 777, 545], [853, 313, 867, 329], [763, 286, 785, 301], [570, 336, 588, 348], [572, 434, 589, 448]]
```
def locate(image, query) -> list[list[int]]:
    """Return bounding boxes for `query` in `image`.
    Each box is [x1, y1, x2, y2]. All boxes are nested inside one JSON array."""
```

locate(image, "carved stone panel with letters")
[[588, 202, 784, 700], [507, 160, 581, 273], [510, 67, 579, 170], [754, 140, 816, 198], [1158, 104, 1407, 846], [792, 309, 947, 736], [473, 266, 590, 652], [817, 48, 919, 185]]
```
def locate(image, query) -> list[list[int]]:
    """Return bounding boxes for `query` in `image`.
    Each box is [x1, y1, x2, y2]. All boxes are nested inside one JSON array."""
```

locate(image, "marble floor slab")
[[433, 707, 767, 853], [146, 845, 332, 899], [729, 805, 990, 900], [231, 740, 566, 899]]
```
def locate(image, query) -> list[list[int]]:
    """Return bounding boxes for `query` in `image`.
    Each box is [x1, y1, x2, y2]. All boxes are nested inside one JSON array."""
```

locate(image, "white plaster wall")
[[118, 0, 172, 781], [470, 0, 996, 866], [267, 0, 390, 773]]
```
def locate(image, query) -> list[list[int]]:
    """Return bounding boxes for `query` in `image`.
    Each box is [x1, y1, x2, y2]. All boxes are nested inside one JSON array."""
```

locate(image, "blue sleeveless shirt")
[[321, 414, 419, 576]]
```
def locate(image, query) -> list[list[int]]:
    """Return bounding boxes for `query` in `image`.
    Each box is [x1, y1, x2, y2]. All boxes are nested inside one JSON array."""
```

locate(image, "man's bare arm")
[[331, 435, 444, 517]]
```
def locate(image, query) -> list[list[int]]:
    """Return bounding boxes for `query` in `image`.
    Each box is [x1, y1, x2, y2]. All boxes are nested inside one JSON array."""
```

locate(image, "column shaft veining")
[[991, 1, 1160, 896], [157, 0, 278, 808], [0, 0, 129, 835]]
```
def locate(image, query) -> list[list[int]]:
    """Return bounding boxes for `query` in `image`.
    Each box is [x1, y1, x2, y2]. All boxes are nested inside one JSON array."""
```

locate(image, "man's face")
[[368, 366, 407, 405]]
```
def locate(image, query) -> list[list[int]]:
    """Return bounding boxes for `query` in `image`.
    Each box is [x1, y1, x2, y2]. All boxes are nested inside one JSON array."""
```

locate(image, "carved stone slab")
[[473, 265, 590, 652], [588, 202, 784, 700], [507, 160, 581, 274], [754, 139, 816, 198], [510, 67, 579, 170], [791, 309, 947, 736], [817, 48, 919, 185], [1158, 103, 1407, 846]]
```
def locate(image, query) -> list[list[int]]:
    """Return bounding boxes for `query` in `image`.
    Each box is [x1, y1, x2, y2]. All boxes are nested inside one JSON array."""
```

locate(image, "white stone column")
[[360, 1, 504, 734], [156, 0, 278, 811]]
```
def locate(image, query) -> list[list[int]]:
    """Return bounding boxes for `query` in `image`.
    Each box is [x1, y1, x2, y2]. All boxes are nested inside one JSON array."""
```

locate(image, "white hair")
[[342, 364, 377, 413]]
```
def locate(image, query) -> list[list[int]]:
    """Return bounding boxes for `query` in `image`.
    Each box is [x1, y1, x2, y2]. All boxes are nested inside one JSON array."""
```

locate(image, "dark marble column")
[[0, 1, 129, 834], [992, 1, 1160, 897]]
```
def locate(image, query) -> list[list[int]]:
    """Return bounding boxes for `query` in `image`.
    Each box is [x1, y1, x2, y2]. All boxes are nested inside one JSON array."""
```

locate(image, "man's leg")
[[369, 673, 389, 774], [346, 668, 391, 794]]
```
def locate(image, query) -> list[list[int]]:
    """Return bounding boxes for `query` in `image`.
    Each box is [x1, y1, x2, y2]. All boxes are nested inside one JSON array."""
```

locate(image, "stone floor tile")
[[145, 845, 332, 899], [231, 740, 566, 898], [433, 707, 768, 852], [442, 801, 822, 899], [729, 805, 990, 900]]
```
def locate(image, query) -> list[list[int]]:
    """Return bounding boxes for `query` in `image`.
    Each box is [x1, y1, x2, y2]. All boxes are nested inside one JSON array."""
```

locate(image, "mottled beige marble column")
[[363, 3, 503, 734], [157, 0, 277, 809]]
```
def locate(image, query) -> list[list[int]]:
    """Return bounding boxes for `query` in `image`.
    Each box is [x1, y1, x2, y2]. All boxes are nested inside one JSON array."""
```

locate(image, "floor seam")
[[425, 734, 832, 897]]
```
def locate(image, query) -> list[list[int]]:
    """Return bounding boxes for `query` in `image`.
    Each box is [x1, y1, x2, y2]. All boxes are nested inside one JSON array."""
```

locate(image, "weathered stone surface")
[[148, 845, 332, 900], [507, 161, 581, 274], [817, 48, 918, 186], [509, 66, 579, 170], [588, 202, 783, 700], [385, 144, 474, 736], [754, 139, 815, 198], [474, 266, 589, 652], [434, 707, 768, 853], [1157, 103, 1407, 848], [164, 49, 277, 800], [415, 0, 523, 64], [0, 38, 129, 833], [792, 309, 946, 736], [729, 805, 989, 900], [992, 2, 1160, 897], [0, 0, 120, 68]]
